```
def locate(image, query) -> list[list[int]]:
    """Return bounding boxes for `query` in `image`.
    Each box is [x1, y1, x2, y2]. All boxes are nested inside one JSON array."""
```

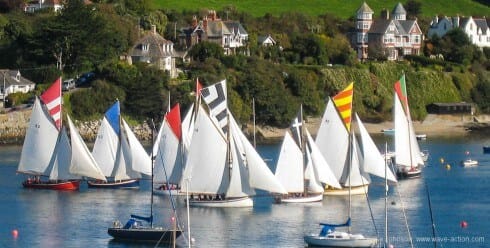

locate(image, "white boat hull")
[[188, 196, 253, 208], [304, 234, 377, 247], [323, 184, 369, 196], [277, 194, 323, 203], [153, 188, 185, 196], [461, 160, 478, 167]]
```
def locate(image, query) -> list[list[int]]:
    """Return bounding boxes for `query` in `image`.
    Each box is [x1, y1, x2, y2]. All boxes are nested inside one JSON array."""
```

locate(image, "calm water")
[[0, 134, 489, 248]]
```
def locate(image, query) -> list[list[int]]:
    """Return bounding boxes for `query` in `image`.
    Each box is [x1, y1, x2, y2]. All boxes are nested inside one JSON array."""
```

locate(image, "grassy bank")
[[154, 0, 490, 19]]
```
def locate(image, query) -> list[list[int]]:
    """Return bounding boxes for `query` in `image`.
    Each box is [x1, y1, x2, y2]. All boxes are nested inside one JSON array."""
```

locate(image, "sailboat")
[[88, 100, 152, 188], [108, 123, 183, 245], [274, 106, 340, 203], [18, 78, 82, 190], [153, 103, 194, 196], [316, 83, 397, 196], [182, 79, 287, 207], [393, 75, 424, 179], [304, 129, 378, 247]]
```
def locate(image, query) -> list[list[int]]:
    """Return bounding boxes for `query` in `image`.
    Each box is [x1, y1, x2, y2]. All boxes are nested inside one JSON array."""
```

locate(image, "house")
[[179, 10, 249, 55], [0, 70, 36, 104], [258, 34, 276, 47], [426, 102, 473, 115], [428, 16, 490, 48], [24, 0, 63, 13], [353, 2, 423, 61], [127, 25, 178, 78]]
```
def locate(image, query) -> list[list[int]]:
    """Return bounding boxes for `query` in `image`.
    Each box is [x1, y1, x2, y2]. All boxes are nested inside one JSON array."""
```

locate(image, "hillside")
[[154, 0, 490, 19]]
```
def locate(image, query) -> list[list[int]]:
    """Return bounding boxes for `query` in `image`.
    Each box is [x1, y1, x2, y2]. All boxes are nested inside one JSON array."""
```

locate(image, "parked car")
[[62, 79, 76, 91], [76, 72, 95, 86]]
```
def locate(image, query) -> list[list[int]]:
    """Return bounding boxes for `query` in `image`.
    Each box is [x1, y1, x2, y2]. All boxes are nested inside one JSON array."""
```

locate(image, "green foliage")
[[69, 80, 126, 120], [5, 92, 31, 107], [188, 42, 224, 62]]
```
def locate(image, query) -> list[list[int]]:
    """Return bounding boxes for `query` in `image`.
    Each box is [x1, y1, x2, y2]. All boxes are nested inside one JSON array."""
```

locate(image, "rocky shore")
[[1, 108, 489, 145]]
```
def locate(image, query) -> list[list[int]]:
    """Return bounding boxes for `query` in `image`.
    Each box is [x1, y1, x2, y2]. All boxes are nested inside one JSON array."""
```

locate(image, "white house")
[[24, 0, 63, 13], [128, 25, 178, 78], [0, 70, 36, 102], [258, 34, 276, 47], [428, 16, 490, 48]]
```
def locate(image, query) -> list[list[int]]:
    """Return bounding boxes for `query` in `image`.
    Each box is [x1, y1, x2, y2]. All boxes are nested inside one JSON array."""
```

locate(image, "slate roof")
[[0, 70, 35, 87], [357, 1, 374, 14], [131, 31, 174, 58]]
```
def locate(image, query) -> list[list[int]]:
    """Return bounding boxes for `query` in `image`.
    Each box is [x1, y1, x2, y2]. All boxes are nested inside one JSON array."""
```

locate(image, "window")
[[142, 44, 149, 52]]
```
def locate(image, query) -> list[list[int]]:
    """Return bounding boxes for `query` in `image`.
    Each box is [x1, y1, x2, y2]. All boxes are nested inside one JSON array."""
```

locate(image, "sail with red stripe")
[[40, 77, 62, 130], [394, 74, 409, 114], [166, 103, 182, 141], [332, 82, 354, 132]]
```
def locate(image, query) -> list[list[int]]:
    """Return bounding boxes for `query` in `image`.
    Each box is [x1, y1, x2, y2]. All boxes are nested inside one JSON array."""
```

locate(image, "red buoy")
[[460, 221, 468, 228], [12, 229, 18, 238]]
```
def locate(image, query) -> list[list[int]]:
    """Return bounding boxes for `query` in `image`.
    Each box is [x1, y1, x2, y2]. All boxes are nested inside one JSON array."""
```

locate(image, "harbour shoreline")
[[1, 108, 489, 145]]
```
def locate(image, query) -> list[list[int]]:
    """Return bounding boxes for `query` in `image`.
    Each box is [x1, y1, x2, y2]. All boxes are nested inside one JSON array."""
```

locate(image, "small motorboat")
[[461, 159, 478, 167], [382, 128, 395, 135], [416, 134, 427, 140], [304, 220, 377, 247]]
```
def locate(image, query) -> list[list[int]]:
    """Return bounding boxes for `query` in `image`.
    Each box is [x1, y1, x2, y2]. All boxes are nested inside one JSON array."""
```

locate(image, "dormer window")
[[142, 44, 149, 52], [15, 71, 20, 81]]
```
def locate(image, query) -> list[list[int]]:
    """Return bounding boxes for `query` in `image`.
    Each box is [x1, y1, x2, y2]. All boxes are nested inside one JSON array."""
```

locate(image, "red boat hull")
[[22, 180, 80, 191]]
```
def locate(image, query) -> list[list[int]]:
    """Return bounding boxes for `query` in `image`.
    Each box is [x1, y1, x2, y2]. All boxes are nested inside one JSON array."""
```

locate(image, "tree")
[[188, 42, 224, 62], [405, 0, 422, 19]]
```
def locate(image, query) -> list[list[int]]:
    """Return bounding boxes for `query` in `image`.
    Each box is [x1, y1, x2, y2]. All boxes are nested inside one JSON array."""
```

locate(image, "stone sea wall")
[[0, 109, 153, 144]]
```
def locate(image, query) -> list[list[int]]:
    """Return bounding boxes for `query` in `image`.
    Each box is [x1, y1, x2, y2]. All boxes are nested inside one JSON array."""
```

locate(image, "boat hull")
[[461, 160, 478, 167], [87, 179, 139, 189], [276, 193, 323, 203], [188, 196, 253, 208], [323, 184, 369, 196], [304, 234, 377, 247], [108, 227, 182, 244], [22, 180, 80, 191], [396, 166, 422, 179]]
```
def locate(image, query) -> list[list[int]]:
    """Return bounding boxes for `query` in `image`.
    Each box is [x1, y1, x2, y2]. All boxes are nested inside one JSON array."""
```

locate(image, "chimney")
[[381, 9, 389, 20], [453, 15, 460, 28], [151, 25, 157, 34], [192, 16, 198, 28]]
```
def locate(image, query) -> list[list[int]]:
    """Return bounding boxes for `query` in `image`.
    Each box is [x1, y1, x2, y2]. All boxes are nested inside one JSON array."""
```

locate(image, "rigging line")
[[392, 169, 414, 248], [425, 180, 440, 248], [359, 159, 380, 244]]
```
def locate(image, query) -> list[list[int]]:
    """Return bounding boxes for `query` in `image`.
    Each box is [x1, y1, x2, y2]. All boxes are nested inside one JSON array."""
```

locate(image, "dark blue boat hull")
[[107, 227, 182, 244], [484, 146, 490, 154]]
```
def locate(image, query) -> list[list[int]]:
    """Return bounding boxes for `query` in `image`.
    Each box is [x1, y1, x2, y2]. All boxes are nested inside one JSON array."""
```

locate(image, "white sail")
[[18, 97, 59, 175], [394, 93, 424, 169], [229, 113, 287, 194], [181, 103, 195, 154], [122, 119, 151, 176], [67, 115, 106, 181], [274, 132, 304, 193], [182, 106, 228, 194], [315, 99, 350, 182], [48, 127, 80, 180], [344, 134, 370, 187], [355, 114, 397, 182], [304, 146, 324, 193], [305, 129, 341, 189], [154, 119, 183, 184], [407, 112, 425, 166], [226, 136, 254, 198], [92, 117, 119, 177], [112, 126, 140, 181]]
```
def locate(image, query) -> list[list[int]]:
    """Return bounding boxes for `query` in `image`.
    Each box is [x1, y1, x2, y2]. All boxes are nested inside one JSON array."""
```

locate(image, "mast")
[[384, 143, 388, 247], [348, 129, 352, 234], [252, 97, 256, 148], [299, 105, 307, 196], [150, 119, 155, 228]]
